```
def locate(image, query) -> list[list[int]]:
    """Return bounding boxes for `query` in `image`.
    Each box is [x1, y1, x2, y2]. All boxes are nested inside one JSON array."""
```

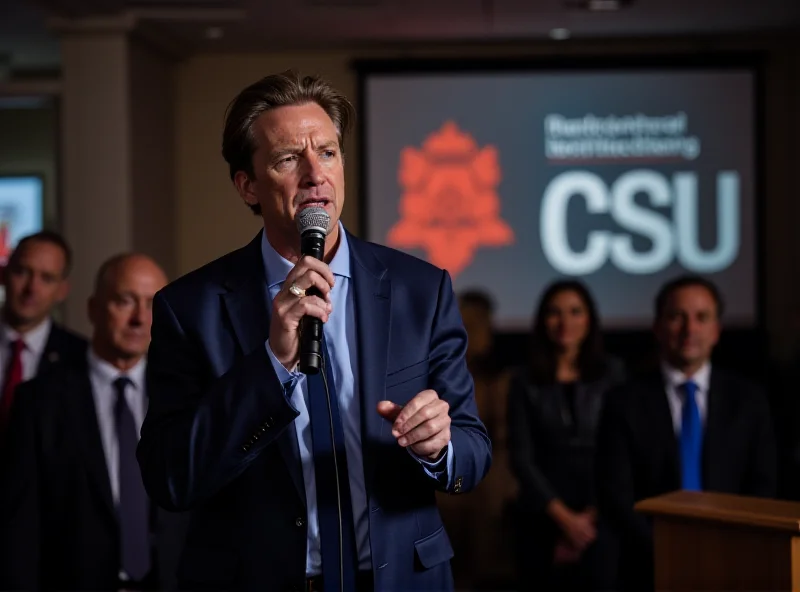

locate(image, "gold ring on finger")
[[288, 283, 306, 298]]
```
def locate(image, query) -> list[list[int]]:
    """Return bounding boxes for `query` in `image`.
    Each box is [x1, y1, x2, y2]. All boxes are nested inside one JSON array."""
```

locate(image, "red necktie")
[[0, 339, 25, 437]]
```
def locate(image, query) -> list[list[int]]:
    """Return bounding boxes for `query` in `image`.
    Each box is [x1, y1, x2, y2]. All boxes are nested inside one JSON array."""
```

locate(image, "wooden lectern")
[[636, 491, 800, 591]]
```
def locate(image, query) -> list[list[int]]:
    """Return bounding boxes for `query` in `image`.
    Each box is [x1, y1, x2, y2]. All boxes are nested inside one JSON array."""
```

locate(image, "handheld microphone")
[[296, 206, 331, 374]]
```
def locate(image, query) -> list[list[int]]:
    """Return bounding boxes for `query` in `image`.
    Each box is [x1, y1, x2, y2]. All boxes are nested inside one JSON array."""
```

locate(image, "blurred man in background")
[[440, 290, 516, 590], [0, 253, 188, 591], [596, 275, 776, 592], [0, 231, 87, 442]]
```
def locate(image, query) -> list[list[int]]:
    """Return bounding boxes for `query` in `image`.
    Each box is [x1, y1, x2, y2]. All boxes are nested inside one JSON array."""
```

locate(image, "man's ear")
[[233, 171, 259, 210]]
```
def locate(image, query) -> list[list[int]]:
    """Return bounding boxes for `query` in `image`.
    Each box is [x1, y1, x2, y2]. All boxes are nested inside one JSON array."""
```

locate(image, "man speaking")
[[137, 70, 491, 591]]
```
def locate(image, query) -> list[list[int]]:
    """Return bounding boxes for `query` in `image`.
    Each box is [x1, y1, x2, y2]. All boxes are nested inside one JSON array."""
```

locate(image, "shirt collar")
[[87, 348, 147, 392], [1, 317, 52, 355], [261, 221, 351, 289], [661, 359, 711, 393]]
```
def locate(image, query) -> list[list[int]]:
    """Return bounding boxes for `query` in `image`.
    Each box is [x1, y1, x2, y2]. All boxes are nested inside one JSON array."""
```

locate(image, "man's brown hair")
[[222, 70, 356, 215]]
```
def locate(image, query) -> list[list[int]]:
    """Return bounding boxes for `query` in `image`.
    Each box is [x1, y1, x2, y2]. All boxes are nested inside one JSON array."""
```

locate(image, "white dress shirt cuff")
[[409, 441, 454, 489], [265, 340, 301, 397]]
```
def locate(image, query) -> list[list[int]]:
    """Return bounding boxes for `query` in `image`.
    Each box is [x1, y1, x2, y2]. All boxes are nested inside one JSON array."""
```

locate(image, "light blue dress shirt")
[[261, 224, 453, 577]]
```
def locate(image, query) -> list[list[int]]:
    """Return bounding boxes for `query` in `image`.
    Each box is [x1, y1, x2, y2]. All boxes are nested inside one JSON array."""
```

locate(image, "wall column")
[[55, 16, 176, 335]]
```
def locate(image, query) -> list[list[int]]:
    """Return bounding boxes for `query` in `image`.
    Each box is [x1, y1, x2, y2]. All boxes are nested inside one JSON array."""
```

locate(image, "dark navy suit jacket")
[[136, 230, 492, 591], [0, 359, 189, 592], [595, 368, 776, 592]]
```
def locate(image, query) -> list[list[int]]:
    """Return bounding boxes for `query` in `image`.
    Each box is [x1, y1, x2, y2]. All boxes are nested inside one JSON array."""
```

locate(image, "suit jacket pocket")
[[177, 546, 239, 591], [414, 525, 454, 569], [386, 359, 430, 390]]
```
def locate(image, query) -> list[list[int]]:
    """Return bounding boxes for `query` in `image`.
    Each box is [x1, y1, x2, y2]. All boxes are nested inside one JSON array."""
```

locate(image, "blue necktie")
[[306, 339, 357, 592], [680, 380, 703, 491], [113, 376, 151, 581]]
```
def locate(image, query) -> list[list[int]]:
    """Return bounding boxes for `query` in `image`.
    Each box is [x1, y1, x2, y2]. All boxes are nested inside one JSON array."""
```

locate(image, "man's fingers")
[[406, 428, 451, 458], [295, 296, 331, 322], [392, 390, 439, 431], [284, 256, 335, 289], [286, 269, 333, 300], [393, 399, 449, 438], [397, 413, 451, 447], [279, 296, 330, 325], [377, 401, 402, 422], [269, 256, 335, 369]]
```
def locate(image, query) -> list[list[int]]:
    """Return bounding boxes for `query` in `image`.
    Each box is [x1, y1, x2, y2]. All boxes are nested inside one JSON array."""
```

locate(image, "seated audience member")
[[0, 254, 189, 591], [595, 275, 776, 592], [439, 290, 516, 590], [0, 231, 87, 443], [508, 280, 624, 591]]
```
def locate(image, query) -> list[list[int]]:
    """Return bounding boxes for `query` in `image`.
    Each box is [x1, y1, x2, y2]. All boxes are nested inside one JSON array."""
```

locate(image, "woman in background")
[[508, 280, 624, 591]]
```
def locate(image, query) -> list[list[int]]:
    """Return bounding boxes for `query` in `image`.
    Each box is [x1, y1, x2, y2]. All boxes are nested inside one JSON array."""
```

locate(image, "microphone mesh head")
[[296, 207, 331, 236]]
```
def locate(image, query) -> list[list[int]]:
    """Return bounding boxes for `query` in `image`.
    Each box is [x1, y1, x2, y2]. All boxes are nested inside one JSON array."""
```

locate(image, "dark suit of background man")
[[0, 231, 87, 443], [596, 275, 776, 592], [0, 254, 190, 591], [136, 70, 492, 592]]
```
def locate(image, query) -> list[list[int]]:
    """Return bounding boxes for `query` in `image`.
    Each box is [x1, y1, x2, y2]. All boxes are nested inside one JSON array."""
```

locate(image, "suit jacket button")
[[296, 517, 305, 527]]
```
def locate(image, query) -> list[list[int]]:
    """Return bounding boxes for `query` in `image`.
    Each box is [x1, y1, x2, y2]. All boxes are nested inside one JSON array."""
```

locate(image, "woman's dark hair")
[[528, 280, 607, 385], [221, 69, 356, 215]]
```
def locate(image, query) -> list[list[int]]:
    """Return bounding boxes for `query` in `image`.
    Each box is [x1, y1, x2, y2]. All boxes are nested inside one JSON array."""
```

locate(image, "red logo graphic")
[[387, 121, 514, 278]]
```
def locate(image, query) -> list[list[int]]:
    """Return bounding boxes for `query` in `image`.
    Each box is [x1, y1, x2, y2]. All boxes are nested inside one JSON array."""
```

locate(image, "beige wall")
[[60, 28, 176, 335], [130, 39, 176, 280], [61, 33, 131, 335], [173, 36, 799, 355]]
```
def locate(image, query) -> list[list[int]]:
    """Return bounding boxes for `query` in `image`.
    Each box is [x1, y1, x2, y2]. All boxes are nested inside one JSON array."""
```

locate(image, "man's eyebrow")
[[269, 145, 302, 159]]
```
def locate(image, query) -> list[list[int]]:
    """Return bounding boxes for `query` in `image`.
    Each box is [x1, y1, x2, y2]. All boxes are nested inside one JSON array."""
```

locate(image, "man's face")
[[89, 257, 167, 360], [3, 240, 69, 329], [236, 102, 345, 250], [654, 285, 721, 371]]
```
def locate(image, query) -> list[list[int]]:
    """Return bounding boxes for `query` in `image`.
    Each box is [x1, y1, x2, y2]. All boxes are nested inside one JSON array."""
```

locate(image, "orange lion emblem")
[[387, 121, 514, 278]]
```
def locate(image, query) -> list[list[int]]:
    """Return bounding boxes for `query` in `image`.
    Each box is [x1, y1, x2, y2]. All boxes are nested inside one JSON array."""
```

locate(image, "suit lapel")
[[644, 371, 681, 485], [221, 232, 305, 504], [221, 234, 271, 360], [703, 368, 729, 489], [75, 370, 117, 523], [37, 324, 63, 375], [349, 233, 391, 491]]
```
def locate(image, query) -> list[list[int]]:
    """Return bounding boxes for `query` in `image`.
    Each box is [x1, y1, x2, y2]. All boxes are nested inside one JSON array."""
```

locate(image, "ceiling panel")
[[4, 0, 799, 74]]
